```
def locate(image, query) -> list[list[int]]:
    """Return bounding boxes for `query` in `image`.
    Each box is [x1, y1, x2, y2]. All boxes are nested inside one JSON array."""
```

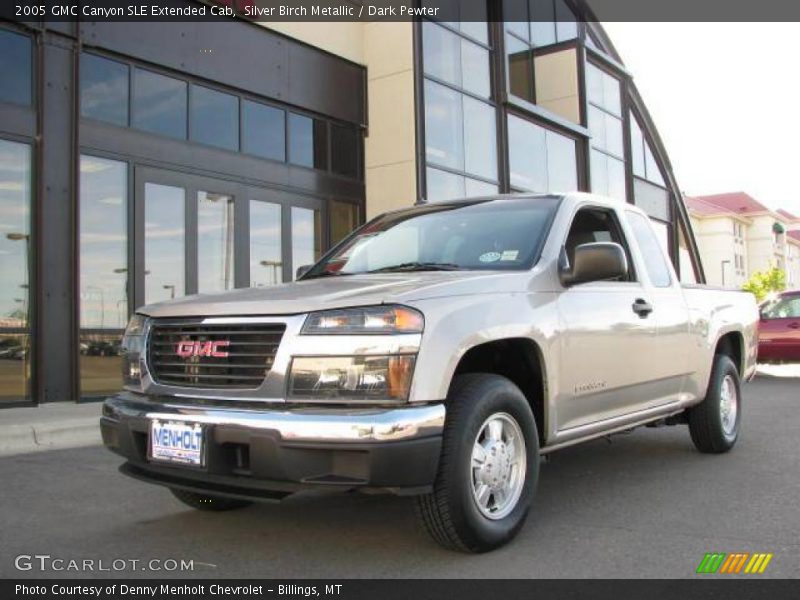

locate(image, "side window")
[[564, 207, 634, 282], [761, 296, 800, 319], [626, 211, 672, 287]]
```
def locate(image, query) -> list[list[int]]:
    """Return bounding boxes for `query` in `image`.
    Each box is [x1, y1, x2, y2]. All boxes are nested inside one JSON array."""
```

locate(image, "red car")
[[758, 290, 800, 362]]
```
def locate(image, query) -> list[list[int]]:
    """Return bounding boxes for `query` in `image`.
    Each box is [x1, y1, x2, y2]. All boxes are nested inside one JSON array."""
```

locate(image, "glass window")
[[304, 197, 561, 278], [291, 207, 321, 278], [80, 53, 129, 126], [506, 34, 533, 102], [0, 139, 31, 404], [144, 183, 185, 304], [0, 30, 32, 106], [242, 100, 285, 162], [425, 80, 464, 171], [79, 155, 128, 399], [132, 69, 187, 140], [331, 201, 359, 245], [423, 21, 490, 99], [627, 211, 672, 287], [463, 97, 497, 181], [289, 113, 327, 169], [466, 178, 499, 197], [190, 85, 239, 151], [250, 200, 283, 287], [197, 191, 235, 293], [587, 62, 625, 201], [633, 178, 670, 221], [678, 222, 697, 284], [761, 295, 800, 319], [427, 167, 465, 202], [508, 115, 577, 193], [79, 156, 128, 330], [529, 0, 577, 47], [631, 115, 665, 186], [331, 124, 360, 179]]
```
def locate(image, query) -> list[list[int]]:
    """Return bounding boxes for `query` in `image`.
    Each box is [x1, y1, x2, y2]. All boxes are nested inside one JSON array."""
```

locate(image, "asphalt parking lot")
[[1, 374, 797, 579]]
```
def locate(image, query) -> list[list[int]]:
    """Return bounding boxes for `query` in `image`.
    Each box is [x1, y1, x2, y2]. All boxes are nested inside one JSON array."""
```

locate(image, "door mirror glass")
[[560, 242, 628, 286]]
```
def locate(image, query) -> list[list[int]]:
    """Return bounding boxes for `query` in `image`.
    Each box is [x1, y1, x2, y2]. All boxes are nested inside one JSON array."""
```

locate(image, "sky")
[[602, 22, 800, 216]]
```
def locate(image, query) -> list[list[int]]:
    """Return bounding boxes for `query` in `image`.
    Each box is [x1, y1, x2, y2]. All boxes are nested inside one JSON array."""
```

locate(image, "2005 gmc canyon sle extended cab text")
[[101, 193, 758, 552]]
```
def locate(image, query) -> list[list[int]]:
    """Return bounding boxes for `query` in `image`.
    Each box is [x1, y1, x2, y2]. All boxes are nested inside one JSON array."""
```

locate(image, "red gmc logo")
[[176, 340, 230, 358]]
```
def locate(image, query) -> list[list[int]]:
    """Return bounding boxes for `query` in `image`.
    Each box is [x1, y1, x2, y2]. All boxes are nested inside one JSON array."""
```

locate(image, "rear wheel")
[[169, 488, 253, 512], [416, 374, 539, 553], [687, 354, 741, 453]]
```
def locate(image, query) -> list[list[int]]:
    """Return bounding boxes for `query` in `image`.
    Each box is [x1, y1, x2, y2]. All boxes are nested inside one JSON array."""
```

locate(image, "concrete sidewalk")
[[0, 401, 102, 457]]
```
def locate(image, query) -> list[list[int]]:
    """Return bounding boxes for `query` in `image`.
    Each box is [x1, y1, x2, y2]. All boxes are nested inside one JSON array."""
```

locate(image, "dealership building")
[[0, 1, 704, 406]]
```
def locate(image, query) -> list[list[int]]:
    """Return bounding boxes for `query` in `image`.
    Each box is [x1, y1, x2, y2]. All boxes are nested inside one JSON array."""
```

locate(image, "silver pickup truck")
[[101, 193, 758, 552]]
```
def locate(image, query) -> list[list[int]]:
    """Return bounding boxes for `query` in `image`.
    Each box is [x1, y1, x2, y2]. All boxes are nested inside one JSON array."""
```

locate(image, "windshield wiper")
[[367, 261, 464, 273]]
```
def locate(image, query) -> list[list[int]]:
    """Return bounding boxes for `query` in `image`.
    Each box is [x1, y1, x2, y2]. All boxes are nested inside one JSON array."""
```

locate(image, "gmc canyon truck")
[[101, 193, 759, 552]]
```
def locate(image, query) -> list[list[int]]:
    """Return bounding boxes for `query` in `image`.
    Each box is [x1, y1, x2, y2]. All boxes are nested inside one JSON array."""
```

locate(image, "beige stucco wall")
[[690, 215, 748, 288], [263, 22, 418, 220]]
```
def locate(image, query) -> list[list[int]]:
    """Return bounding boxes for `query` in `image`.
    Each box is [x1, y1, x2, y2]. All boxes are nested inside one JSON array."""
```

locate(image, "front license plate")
[[149, 420, 205, 467]]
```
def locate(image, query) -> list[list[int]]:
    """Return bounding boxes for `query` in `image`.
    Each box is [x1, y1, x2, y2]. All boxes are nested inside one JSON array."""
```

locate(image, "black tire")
[[169, 488, 253, 512], [687, 354, 741, 453], [416, 373, 539, 553]]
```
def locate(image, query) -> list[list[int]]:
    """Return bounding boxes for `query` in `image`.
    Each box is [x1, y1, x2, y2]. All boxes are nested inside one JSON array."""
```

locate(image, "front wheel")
[[416, 374, 539, 553], [687, 354, 741, 453]]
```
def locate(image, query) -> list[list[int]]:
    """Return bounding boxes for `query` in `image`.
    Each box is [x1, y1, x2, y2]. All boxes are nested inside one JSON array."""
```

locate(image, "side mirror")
[[560, 242, 628, 286], [295, 265, 313, 280]]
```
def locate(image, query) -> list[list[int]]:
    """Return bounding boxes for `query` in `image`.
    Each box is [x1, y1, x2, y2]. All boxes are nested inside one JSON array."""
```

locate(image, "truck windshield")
[[304, 196, 561, 277]]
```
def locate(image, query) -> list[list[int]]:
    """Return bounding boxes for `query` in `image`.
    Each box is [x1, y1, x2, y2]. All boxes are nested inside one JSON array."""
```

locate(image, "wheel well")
[[715, 332, 743, 375], [451, 338, 547, 442]]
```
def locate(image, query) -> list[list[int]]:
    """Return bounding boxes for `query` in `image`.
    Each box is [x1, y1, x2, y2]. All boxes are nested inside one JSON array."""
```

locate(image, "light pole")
[[259, 260, 282, 285], [163, 284, 176, 299]]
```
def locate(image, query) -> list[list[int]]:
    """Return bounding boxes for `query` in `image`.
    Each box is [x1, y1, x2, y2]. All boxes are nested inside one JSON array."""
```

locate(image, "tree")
[[742, 267, 786, 302]]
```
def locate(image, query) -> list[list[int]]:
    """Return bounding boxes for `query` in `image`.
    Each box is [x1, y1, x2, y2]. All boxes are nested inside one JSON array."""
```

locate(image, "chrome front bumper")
[[100, 392, 446, 497]]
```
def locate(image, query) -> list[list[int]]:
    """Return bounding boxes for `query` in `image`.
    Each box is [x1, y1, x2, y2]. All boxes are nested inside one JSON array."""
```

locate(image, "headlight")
[[288, 355, 416, 401], [302, 305, 424, 335], [121, 314, 148, 389]]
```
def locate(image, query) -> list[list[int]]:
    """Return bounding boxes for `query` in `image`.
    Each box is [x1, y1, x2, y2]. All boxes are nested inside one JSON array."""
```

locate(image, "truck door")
[[555, 206, 659, 431]]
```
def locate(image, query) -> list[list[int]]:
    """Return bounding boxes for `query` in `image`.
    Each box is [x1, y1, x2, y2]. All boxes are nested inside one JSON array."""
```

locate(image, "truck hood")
[[138, 271, 524, 318]]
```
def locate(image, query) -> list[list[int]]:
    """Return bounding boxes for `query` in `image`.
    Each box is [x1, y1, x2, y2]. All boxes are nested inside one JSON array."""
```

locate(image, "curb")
[[0, 417, 101, 458]]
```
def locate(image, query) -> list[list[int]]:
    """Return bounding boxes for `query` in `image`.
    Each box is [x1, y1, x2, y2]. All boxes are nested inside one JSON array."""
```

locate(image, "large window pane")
[[144, 183, 185, 304], [0, 140, 31, 328], [461, 39, 491, 98], [250, 201, 283, 287], [133, 69, 187, 140], [0, 30, 32, 106], [506, 34, 533, 102], [463, 97, 497, 181], [291, 207, 321, 278], [79, 156, 127, 329], [197, 192, 235, 293], [331, 201, 359, 245], [331, 124, 360, 179], [190, 85, 239, 151], [634, 178, 670, 221], [0, 139, 31, 404], [242, 100, 285, 162], [678, 223, 698, 284], [427, 167, 465, 202], [423, 21, 460, 87], [289, 114, 327, 169], [79, 155, 127, 399], [80, 53, 129, 126], [508, 115, 577, 193], [425, 80, 464, 171], [0, 333, 29, 403]]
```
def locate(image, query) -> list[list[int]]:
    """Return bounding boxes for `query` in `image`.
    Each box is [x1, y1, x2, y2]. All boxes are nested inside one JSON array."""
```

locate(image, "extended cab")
[[101, 193, 759, 552]]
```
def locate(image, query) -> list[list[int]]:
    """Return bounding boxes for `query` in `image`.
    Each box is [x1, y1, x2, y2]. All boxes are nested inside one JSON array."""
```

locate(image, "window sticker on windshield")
[[501, 250, 519, 261], [479, 252, 502, 263]]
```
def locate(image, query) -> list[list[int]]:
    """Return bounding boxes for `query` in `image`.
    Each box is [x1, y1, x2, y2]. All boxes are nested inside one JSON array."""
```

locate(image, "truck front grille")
[[147, 320, 286, 389]]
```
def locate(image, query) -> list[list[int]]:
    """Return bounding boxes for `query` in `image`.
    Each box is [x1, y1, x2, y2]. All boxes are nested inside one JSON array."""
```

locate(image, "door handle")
[[632, 298, 653, 318], [789, 322, 800, 329]]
